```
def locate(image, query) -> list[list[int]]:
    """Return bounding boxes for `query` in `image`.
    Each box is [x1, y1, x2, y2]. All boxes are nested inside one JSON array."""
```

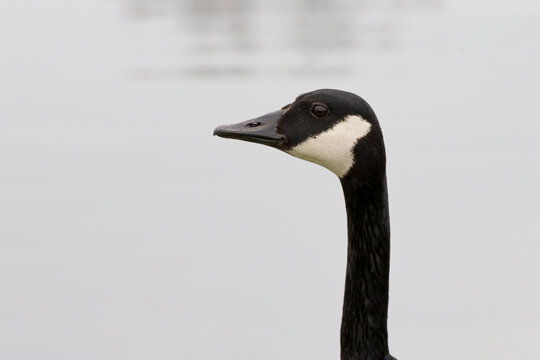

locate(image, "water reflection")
[[125, 0, 441, 77]]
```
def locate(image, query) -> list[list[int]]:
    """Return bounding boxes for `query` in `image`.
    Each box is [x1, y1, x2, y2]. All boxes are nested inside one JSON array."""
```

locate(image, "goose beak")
[[213, 110, 285, 147]]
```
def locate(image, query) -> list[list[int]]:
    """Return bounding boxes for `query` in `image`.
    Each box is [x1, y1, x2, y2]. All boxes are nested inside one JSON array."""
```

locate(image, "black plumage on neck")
[[339, 131, 392, 360]]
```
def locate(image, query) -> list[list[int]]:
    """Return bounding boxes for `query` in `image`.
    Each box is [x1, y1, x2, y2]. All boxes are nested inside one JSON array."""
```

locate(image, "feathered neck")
[[339, 172, 392, 360]]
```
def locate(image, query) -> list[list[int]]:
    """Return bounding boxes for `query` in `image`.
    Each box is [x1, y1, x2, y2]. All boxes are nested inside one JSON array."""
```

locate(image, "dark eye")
[[311, 103, 329, 118]]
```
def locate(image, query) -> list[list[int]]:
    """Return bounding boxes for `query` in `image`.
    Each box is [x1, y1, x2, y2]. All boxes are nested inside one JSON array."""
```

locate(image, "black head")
[[214, 89, 385, 179]]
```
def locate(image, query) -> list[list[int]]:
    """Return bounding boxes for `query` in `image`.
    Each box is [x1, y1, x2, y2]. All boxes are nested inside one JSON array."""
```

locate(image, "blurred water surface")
[[1, 0, 539, 359], [124, 0, 441, 77]]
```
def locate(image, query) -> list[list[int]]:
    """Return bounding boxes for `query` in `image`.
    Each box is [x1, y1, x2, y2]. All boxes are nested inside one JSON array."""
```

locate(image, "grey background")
[[1, 0, 539, 359]]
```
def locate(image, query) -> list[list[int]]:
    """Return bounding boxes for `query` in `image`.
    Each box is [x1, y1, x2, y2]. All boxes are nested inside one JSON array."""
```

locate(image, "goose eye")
[[311, 104, 329, 118]]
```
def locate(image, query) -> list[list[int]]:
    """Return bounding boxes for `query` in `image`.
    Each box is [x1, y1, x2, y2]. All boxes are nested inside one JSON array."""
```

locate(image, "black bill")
[[213, 110, 284, 147]]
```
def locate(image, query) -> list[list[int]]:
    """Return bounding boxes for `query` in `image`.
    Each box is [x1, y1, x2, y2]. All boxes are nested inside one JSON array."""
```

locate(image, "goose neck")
[[339, 176, 391, 360]]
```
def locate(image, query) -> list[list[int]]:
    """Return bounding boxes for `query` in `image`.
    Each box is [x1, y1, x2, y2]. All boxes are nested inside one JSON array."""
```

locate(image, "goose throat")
[[286, 115, 372, 178]]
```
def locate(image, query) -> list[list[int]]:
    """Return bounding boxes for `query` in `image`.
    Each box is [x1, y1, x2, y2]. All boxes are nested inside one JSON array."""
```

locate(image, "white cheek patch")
[[287, 115, 371, 178]]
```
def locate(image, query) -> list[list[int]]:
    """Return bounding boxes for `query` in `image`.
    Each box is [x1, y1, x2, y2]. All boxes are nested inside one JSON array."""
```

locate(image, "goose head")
[[213, 89, 385, 180]]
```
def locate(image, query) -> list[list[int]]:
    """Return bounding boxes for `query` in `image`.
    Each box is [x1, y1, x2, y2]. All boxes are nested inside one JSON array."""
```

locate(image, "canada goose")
[[214, 89, 397, 360]]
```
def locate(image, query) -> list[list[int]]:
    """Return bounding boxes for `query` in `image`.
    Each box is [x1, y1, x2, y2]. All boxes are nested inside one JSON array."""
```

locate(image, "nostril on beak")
[[246, 122, 261, 128]]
